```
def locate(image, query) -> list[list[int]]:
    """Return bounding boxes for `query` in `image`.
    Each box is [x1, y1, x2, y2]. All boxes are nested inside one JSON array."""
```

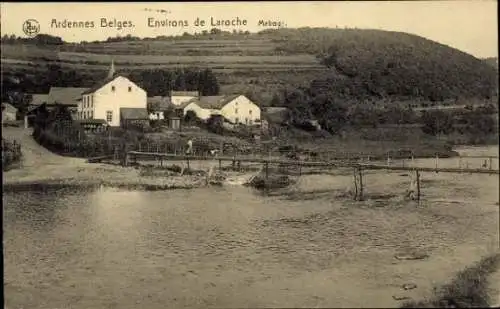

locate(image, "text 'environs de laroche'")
[[50, 18, 286, 30]]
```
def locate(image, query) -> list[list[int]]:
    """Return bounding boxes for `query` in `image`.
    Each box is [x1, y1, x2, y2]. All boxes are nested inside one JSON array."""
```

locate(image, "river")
[[3, 146, 499, 308]]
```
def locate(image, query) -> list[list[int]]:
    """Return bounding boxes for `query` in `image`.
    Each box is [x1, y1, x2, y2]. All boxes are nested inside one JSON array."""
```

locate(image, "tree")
[[184, 110, 198, 123], [206, 114, 224, 134], [270, 93, 281, 106], [420, 110, 453, 135], [210, 28, 222, 35], [197, 69, 219, 95]]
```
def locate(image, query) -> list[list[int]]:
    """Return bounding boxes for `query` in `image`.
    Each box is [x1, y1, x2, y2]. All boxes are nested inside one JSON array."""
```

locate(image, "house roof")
[[264, 107, 289, 114], [147, 96, 172, 111], [75, 119, 108, 125], [48, 87, 88, 106], [175, 99, 198, 109], [82, 74, 131, 95], [120, 108, 149, 120], [262, 107, 290, 123], [30, 94, 49, 106], [195, 95, 241, 109], [2, 102, 17, 113], [171, 90, 199, 97]]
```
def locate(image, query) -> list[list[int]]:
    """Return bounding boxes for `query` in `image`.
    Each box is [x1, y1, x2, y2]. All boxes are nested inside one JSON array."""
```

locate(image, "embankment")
[[2, 127, 211, 192]]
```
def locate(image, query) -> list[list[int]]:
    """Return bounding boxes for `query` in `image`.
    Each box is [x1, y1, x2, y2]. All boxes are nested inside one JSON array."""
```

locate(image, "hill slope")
[[1, 28, 497, 104]]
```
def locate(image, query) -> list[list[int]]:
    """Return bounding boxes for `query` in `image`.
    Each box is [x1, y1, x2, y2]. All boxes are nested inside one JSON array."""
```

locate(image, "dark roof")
[[264, 107, 289, 113], [147, 96, 172, 110], [82, 74, 131, 95], [75, 119, 108, 125], [195, 95, 241, 109], [48, 87, 88, 106], [171, 91, 199, 97], [262, 106, 290, 123], [175, 99, 197, 109], [2, 102, 17, 113], [30, 94, 49, 106], [120, 108, 149, 120]]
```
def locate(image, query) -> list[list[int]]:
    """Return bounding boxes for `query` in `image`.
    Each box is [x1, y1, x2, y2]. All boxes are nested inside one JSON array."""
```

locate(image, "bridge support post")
[[489, 157, 493, 170], [352, 167, 364, 201], [408, 170, 421, 202], [123, 152, 129, 167]]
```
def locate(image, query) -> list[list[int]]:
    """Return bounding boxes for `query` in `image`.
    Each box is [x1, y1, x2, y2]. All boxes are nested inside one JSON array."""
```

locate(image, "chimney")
[[107, 58, 115, 79]]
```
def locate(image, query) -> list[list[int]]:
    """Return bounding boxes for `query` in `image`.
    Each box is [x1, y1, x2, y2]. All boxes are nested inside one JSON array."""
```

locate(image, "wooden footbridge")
[[123, 151, 497, 171], [115, 150, 499, 201]]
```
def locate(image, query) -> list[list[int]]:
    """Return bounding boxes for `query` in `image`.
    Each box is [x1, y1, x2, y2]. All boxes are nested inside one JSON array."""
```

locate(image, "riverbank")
[[2, 127, 218, 192], [401, 252, 500, 308]]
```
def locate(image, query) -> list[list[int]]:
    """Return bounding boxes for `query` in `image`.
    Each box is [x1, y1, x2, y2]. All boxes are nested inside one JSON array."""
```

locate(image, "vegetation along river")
[[3, 146, 499, 308]]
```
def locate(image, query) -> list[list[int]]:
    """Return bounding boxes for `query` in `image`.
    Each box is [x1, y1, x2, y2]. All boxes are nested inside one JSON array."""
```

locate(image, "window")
[[235, 108, 238, 114], [106, 111, 113, 123], [111, 86, 115, 92], [235, 117, 239, 124], [90, 111, 93, 118], [90, 96, 93, 107], [128, 86, 132, 92], [249, 110, 253, 115]]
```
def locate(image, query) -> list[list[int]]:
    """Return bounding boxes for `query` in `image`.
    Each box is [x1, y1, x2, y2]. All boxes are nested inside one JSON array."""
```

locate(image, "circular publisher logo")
[[23, 19, 40, 37]]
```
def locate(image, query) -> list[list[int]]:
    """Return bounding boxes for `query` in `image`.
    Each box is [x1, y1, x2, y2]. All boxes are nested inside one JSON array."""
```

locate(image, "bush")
[[2, 138, 22, 171]]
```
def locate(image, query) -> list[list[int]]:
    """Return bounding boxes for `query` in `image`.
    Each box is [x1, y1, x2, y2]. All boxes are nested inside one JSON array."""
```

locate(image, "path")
[[2, 127, 86, 167], [1, 127, 211, 189], [2, 127, 108, 183]]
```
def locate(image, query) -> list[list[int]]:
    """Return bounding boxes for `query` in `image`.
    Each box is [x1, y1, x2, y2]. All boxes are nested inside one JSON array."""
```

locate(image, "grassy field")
[[0, 38, 327, 104], [1, 28, 496, 107]]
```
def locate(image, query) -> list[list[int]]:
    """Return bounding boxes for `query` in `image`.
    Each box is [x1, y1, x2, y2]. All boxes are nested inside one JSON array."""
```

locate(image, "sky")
[[1, 1, 498, 58]]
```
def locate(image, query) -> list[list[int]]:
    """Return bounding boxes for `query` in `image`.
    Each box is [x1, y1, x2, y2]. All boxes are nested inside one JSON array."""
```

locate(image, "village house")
[[147, 96, 171, 120], [48, 87, 88, 117], [29, 94, 49, 108], [76, 60, 148, 127], [172, 91, 261, 125], [26, 87, 87, 127], [2, 102, 18, 122], [120, 108, 150, 130], [260, 106, 291, 134], [170, 91, 200, 106]]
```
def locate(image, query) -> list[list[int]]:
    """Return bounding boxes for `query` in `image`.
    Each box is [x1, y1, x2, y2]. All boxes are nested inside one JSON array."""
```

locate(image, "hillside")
[[483, 57, 498, 69], [1, 28, 497, 105]]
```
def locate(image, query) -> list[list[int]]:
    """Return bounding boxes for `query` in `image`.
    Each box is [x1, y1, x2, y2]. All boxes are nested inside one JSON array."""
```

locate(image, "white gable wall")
[[183, 102, 212, 120], [220, 95, 261, 125], [82, 76, 147, 127]]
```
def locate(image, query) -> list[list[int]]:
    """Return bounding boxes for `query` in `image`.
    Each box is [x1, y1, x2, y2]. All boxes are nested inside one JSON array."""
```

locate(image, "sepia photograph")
[[1, 1, 499, 308]]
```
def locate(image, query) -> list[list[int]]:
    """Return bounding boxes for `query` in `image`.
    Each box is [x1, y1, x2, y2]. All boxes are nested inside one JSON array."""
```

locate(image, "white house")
[[179, 94, 261, 125], [170, 91, 200, 106], [76, 61, 147, 127]]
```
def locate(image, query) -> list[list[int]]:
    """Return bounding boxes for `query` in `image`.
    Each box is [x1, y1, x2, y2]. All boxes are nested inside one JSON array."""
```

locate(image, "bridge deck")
[[126, 151, 500, 175]]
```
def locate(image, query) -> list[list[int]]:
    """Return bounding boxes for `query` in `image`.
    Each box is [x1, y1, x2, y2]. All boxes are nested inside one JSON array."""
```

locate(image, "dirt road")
[[1, 127, 206, 189]]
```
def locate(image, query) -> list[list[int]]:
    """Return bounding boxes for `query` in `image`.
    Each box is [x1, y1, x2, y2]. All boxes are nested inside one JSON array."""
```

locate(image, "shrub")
[[2, 138, 22, 171]]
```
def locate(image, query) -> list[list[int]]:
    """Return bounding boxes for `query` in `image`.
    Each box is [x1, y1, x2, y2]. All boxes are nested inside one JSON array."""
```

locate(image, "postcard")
[[2, 2, 499, 309]]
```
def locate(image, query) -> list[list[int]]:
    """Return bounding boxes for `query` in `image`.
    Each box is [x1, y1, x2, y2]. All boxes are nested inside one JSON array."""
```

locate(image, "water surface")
[[4, 147, 499, 308]]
